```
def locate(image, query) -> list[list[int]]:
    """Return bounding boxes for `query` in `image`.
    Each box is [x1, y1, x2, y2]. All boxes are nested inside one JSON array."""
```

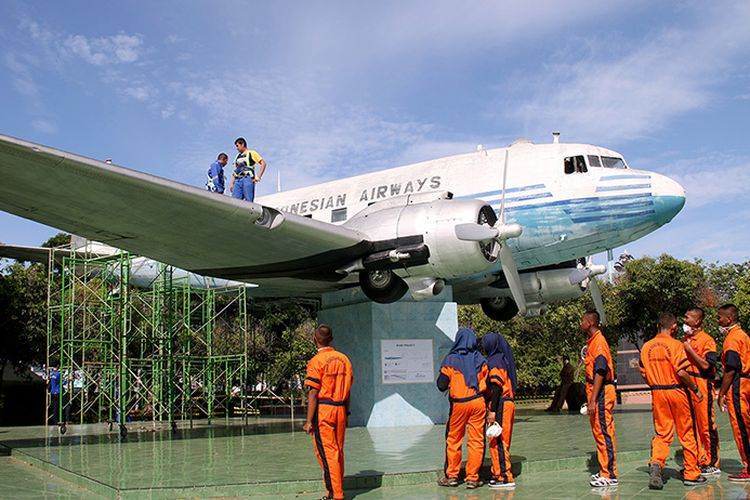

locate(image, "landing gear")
[[480, 297, 519, 321], [359, 270, 408, 304]]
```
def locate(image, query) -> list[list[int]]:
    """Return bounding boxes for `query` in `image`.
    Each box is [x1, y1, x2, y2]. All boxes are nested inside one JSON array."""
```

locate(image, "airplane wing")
[[0, 134, 370, 286], [0, 243, 70, 263]]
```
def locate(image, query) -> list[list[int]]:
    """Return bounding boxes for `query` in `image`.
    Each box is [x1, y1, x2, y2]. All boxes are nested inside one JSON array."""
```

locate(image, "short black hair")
[[315, 324, 333, 345], [563, 355, 570, 362], [234, 137, 247, 147], [217, 152, 228, 161], [719, 304, 739, 321], [584, 310, 600, 327], [686, 306, 704, 322], [658, 312, 676, 330]]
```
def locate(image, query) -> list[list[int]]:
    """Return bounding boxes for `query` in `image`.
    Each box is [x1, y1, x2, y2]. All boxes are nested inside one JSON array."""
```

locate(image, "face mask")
[[682, 324, 693, 335]]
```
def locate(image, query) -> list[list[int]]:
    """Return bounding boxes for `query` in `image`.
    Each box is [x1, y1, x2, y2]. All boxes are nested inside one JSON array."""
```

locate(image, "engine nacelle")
[[344, 192, 497, 280], [521, 268, 587, 303]]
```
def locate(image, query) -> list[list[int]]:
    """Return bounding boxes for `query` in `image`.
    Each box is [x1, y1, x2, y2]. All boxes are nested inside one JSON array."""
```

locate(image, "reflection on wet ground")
[[0, 406, 744, 499]]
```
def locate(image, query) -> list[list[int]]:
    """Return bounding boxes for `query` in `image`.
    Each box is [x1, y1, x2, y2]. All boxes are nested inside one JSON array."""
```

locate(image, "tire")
[[480, 297, 519, 321], [359, 270, 409, 304]]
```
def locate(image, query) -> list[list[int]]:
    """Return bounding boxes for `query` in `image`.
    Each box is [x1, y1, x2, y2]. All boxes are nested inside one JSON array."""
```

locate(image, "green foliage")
[[41, 233, 71, 249], [704, 261, 750, 304], [609, 255, 707, 344], [736, 271, 750, 332], [0, 262, 48, 386]]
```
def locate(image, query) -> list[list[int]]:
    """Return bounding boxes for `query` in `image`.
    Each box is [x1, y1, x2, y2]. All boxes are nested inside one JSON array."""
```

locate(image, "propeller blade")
[[454, 223, 499, 242], [568, 267, 591, 285], [589, 277, 607, 326], [498, 242, 527, 316], [499, 150, 509, 224]]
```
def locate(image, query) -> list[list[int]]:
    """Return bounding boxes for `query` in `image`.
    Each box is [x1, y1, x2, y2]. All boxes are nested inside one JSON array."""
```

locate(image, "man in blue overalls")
[[230, 137, 267, 202], [205, 152, 228, 193]]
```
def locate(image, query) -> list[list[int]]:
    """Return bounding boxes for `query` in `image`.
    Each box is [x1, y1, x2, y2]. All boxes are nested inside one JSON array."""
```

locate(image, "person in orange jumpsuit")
[[682, 307, 720, 475], [303, 324, 354, 500], [716, 304, 750, 482], [482, 332, 517, 490], [437, 327, 489, 489], [640, 312, 705, 489], [582, 310, 619, 488]]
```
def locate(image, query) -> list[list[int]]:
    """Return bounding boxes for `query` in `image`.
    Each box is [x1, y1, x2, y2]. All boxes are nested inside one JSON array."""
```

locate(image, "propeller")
[[455, 149, 527, 315], [569, 257, 607, 325]]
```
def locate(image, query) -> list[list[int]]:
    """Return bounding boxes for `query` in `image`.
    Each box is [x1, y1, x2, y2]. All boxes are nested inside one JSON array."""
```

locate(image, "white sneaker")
[[590, 475, 618, 487], [700, 465, 721, 476]]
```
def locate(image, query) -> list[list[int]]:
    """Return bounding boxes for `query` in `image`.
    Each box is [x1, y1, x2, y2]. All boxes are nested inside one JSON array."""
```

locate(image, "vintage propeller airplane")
[[0, 133, 685, 322]]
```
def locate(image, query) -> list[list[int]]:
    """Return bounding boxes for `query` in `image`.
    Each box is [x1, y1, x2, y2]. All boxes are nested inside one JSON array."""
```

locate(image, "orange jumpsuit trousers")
[[312, 402, 347, 500], [488, 399, 515, 483], [728, 378, 750, 474], [650, 387, 701, 480], [691, 376, 720, 468], [589, 384, 618, 479], [444, 395, 486, 481]]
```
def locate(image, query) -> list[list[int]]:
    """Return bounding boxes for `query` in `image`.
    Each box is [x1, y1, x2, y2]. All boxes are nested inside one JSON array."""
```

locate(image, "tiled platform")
[[0, 406, 745, 499]]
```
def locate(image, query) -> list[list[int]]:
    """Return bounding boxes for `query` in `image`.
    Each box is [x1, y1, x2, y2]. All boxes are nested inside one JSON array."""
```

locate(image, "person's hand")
[[303, 422, 313, 435], [718, 394, 727, 412], [253, 176, 261, 183], [487, 412, 496, 426], [694, 388, 704, 402], [588, 399, 596, 411]]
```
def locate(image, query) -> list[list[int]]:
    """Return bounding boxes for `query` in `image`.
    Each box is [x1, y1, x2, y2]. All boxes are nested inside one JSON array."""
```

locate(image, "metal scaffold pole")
[[46, 249, 252, 433]]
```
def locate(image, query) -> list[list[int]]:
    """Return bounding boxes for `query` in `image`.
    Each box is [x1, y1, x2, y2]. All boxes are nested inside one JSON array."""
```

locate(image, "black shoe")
[[649, 463, 664, 490], [684, 476, 707, 486]]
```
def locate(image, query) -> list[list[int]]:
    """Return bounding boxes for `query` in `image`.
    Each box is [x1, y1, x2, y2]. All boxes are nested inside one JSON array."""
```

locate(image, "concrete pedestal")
[[318, 287, 458, 427]]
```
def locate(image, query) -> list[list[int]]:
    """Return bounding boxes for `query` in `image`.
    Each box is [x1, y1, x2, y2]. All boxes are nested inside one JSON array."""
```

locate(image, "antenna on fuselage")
[[552, 132, 560, 144]]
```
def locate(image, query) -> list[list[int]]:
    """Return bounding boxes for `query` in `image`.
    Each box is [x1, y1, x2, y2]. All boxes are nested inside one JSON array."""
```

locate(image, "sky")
[[1, 1, 749, 265]]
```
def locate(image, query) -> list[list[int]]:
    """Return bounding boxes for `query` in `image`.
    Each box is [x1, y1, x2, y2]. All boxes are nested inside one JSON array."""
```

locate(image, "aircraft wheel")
[[480, 297, 519, 321], [359, 270, 408, 304]]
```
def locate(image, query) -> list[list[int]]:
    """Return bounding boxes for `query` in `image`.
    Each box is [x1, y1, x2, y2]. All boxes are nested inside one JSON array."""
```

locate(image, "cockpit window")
[[564, 155, 587, 174], [601, 156, 627, 169], [587, 155, 602, 167]]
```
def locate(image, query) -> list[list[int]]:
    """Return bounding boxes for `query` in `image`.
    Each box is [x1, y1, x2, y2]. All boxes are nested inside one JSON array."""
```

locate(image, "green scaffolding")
[[46, 250, 251, 433]]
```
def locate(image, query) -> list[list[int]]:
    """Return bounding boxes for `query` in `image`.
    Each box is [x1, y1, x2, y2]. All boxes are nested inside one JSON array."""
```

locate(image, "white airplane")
[[0, 133, 685, 321]]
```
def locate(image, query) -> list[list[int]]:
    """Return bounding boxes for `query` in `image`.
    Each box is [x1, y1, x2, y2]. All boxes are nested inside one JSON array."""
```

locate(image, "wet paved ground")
[[0, 405, 745, 499]]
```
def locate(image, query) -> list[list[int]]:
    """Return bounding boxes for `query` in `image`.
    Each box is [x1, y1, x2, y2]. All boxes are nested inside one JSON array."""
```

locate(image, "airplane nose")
[[651, 173, 686, 224]]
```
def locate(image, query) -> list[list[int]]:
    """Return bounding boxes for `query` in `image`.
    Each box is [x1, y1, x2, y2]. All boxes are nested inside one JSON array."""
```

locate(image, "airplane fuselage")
[[258, 140, 684, 277]]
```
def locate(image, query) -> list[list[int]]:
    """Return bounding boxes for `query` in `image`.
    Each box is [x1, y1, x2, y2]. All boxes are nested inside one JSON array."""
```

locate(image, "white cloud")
[[660, 153, 750, 208], [121, 85, 153, 102], [63, 33, 143, 65], [177, 73, 434, 188], [496, 2, 750, 144], [31, 119, 57, 134]]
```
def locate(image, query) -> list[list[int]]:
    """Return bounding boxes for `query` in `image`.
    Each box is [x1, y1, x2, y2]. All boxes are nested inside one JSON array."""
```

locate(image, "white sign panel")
[[381, 339, 434, 384]]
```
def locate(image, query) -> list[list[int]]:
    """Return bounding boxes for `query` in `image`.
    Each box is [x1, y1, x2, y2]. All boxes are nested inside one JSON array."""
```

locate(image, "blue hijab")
[[441, 328, 487, 391], [482, 332, 518, 393]]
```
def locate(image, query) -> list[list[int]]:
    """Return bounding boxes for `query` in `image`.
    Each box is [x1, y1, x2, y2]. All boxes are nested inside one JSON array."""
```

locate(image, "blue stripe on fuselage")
[[486, 193, 652, 212], [456, 184, 546, 199], [600, 174, 651, 181], [485, 192, 553, 204], [596, 184, 651, 192]]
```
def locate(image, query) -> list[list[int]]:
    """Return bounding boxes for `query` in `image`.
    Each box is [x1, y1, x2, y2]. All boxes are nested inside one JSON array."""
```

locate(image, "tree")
[[736, 271, 750, 331], [704, 261, 750, 304], [0, 262, 48, 401], [609, 255, 708, 345]]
